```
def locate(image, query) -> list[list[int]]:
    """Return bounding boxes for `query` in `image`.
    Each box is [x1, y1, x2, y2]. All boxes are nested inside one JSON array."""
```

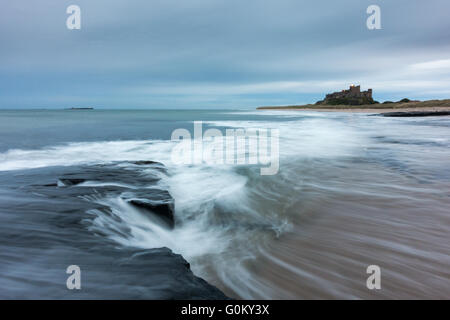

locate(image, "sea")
[[0, 109, 449, 299]]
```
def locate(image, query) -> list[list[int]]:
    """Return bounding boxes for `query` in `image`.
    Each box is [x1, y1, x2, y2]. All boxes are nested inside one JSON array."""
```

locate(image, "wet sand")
[[218, 161, 450, 299], [259, 194, 450, 299]]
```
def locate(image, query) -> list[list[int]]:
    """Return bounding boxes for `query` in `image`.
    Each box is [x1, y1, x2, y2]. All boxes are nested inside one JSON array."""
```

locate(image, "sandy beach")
[[260, 107, 450, 113], [257, 106, 450, 113], [257, 99, 450, 113]]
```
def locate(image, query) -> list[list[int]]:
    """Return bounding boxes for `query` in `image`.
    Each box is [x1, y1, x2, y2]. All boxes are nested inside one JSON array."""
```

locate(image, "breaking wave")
[[2, 113, 448, 298]]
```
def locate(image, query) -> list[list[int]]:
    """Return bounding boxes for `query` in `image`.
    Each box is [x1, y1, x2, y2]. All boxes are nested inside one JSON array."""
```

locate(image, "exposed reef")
[[3, 161, 229, 299], [379, 111, 450, 117]]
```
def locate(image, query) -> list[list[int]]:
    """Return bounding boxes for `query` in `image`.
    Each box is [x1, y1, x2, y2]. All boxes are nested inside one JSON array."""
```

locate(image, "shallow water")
[[0, 109, 449, 299]]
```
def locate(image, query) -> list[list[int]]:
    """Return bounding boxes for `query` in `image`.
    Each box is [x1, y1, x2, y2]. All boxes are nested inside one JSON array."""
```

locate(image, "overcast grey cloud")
[[1, 0, 450, 108]]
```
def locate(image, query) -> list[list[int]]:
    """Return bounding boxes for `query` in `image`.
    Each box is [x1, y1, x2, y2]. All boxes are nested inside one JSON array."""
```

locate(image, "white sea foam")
[[0, 115, 373, 298], [86, 196, 231, 260], [0, 140, 173, 171], [204, 117, 369, 159]]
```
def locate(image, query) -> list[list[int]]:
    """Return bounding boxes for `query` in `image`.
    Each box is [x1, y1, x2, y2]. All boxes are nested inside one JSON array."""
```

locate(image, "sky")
[[1, 0, 450, 109]]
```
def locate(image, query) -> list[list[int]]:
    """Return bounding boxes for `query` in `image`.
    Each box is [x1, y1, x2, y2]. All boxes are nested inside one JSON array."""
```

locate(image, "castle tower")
[[349, 85, 361, 97]]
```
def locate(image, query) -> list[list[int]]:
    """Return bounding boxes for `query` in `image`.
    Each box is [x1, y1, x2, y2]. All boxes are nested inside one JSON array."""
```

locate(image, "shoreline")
[[257, 99, 450, 113], [258, 106, 450, 113]]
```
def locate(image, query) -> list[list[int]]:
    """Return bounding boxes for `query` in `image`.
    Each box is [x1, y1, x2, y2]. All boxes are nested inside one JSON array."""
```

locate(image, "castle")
[[318, 85, 374, 105], [326, 85, 372, 101]]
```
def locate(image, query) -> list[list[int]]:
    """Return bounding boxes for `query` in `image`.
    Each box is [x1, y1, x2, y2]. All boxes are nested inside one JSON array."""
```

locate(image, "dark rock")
[[116, 247, 230, 300], [121, 188, 175, 228], [7, 163, 229, 299], [55, 164, 175, 228], [128, 199, 175, 228], [131, 161, 163, 166], [42, 183, 58, 187], [57, 163, 161, 188], [54, 163, 176, 228], [380, 111, 450, 117], [57, 178, 86, 186]]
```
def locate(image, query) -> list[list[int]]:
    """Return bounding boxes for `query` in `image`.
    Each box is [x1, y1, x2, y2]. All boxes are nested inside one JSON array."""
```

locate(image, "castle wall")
[[324, 86, 372, 102]]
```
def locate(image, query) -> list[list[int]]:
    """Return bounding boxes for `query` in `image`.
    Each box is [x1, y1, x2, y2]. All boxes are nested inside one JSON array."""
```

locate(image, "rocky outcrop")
[[380, 111, 450, 117], [56, 162, 175, 228], [6, 161, 229, 299], [124, 189, 175, 228], [58, 178, 86, 186], [131, 160, 163, 166]]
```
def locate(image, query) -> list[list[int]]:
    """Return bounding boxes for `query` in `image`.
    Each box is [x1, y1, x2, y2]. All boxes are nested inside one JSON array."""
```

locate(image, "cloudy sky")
[[1, 0, 450, 109]]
